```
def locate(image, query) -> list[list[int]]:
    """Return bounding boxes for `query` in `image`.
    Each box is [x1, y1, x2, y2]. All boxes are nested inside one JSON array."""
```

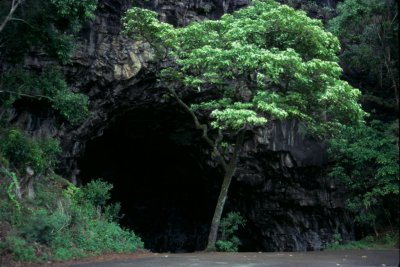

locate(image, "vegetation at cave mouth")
[[122, 0, 365, 250], [0, 0, 398, 264]]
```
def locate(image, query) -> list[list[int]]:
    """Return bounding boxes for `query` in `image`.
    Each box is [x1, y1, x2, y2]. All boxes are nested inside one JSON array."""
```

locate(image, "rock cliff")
[[14, 0, 352, 252]]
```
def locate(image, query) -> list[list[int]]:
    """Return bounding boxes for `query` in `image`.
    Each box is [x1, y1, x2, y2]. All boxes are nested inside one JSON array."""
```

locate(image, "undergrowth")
[[325, 232, 398, 250], [0, 176, 143, 265], [215, 212, 246, 252]]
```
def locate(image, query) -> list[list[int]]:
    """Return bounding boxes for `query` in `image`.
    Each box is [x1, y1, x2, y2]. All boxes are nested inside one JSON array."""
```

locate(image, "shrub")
[[4, 235, 37, 262], [328, 121, 399, 235], [0, 128, 61, 173], [80, 179, 113, 208], [216, 212, 246, 252], [216, 237, 241, 252], [52, 90, 89, 125], [0, 69, 90, 125], [325, 231, 398, 250], [0, 178, 143, 263]]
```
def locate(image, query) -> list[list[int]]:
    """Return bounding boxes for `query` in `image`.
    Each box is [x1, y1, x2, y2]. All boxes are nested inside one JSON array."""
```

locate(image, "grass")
[[325, 232, 399, 250]]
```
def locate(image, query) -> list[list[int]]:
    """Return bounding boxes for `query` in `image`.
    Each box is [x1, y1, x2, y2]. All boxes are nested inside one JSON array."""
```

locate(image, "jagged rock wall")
[[15, 0, 352, 251]]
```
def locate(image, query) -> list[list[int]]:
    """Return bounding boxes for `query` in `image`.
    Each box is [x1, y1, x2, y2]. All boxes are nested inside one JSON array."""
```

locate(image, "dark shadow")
[[79, 107, 220, 252]]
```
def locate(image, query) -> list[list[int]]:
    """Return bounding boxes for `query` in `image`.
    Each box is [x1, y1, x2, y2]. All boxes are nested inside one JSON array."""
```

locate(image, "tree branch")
[[0, 90, 52, 100], [0, 0, 24, 34], [376, 27, 399, 106], [227, 128, 245, 172], [167, 87, 229, 171]]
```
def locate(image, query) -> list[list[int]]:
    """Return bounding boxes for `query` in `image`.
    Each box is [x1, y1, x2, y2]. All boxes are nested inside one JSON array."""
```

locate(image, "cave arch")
[[76, 100, 353, 253], [78, 105, 221, 252]]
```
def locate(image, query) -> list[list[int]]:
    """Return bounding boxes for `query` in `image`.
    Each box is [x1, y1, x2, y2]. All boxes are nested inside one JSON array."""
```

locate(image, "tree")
[[0, 0, 98, 205], [0, 0, 24, 34], [0, 1, 98, 125], [0, 68, 89, 125], [327, 0, 399, 238], [329, 0, 399, 110], [123, 0, 365, 250], [328, 121, 399, 236], [0, 0, 98, 63]]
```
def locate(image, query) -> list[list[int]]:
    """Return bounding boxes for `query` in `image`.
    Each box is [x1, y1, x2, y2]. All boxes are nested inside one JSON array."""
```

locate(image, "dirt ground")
[[47, 249, 400, 267], [3, 249, 398, 267]]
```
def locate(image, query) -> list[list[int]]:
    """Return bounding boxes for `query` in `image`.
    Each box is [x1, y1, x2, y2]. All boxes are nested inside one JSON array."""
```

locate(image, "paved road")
[[62, 250, 399, 267]]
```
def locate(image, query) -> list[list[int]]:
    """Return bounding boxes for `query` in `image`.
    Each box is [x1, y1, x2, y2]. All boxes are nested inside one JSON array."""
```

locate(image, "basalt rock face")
[[231, 122, 352, 251], [15, 0, 353, 252]]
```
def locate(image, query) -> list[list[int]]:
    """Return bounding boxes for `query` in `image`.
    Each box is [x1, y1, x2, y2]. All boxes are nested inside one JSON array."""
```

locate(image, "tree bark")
[[167, 86, 246, 251], [205, 165, 235, 251], [206, 130, 245, 251], [0, 0, 24, 34]]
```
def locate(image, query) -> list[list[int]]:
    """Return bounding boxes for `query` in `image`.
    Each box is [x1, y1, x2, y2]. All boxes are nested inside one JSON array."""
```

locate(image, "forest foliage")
[[0, 0, 398, 263], [123, 0, 365, 250], [326, 0, 399, 236], [123, 0, 365, 134], [0, 0, 143, 264], [0, 175, 143, 262]]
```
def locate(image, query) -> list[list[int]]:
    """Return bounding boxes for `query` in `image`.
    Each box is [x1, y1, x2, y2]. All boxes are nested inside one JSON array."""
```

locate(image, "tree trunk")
[[27, 176, 35, 200], [0, 0, 23, 34], [206, 130, 245, 251], [206, 166, 235, 251], [167, 87, 247, 251]]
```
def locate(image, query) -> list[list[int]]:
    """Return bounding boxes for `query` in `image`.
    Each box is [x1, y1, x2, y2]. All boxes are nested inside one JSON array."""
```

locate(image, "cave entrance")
[[79, 106, 220, 252]]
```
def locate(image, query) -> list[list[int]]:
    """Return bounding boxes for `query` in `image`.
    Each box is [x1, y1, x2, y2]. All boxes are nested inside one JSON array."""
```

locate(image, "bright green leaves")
[[253, 92, 289, 119], [211, 108, 267, 130], [123, 0, 364, 134], [318, 80, 364, 123], [52, 90, 89, 125], [177, 20, 223, 51], [122, 8, 177, 53], [226, 0, 340, 61], [191, 99, 267, 130], [190, 98, 232, 111]]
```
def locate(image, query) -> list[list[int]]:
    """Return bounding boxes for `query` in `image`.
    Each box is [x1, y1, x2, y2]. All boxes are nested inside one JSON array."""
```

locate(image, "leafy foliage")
[[123, 0, 365, 250], [328, 121, 399, 232], [0, 0, 94, 127], [329, 0, 398, 112], [0, 128, 61, 174], [0, 177, 143, 263], [0, 0, 98, 63], [0, 127, 142, 264], [325, 232, 398, 250], [216, 212, 246, 252], [0, 68, 89, 125], [52, 88, 89, 125], [123, 0, 364, 136]]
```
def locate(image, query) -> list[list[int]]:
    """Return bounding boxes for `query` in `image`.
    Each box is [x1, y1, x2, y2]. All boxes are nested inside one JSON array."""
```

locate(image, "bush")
[[216, 212, 246, 252], [325, 231, 398, 250], [328, 121, 399, 235], [0, 128, 61, 173], [0, 178, 143, 263], [0, 69, 90, 125], [216, 237, 241, 252], [80, 179, 113, 207], [325, 233, 343, 250], [4, 235, 37, 262], [21, 207, 70, 245], [52, 90, 89, 125]]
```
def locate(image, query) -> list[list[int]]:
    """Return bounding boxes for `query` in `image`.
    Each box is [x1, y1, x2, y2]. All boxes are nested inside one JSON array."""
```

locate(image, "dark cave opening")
[[79, 106, 221, 252]]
